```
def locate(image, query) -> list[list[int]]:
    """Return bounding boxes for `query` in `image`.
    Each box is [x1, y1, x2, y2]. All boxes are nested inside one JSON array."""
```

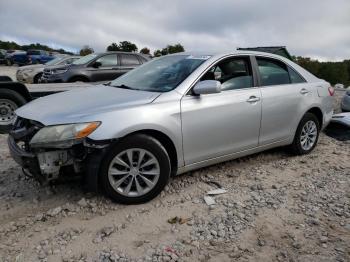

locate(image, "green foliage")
[[295, 56, 350, 86], [153, 49, 162, 57], [153, 43, 185, 57], [0, 40, 73, 54], [106, 41, 138, 52], [106, 42, 120, 51], [79, 45, 94, 56], [140, 47, 150, 55]]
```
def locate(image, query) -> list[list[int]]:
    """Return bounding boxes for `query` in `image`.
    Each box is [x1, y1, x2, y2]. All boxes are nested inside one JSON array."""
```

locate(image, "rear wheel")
[[290, 113, 320, 155], [100, 134, 171, 204], [0, 89, 27, 133]]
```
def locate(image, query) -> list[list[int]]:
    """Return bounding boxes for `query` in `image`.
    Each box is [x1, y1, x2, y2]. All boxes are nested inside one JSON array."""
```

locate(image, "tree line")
[[2, 39, 349, 86], [80, 41, 185, 57], [294, 57, 350, 87], [0, 40, 74, 55]]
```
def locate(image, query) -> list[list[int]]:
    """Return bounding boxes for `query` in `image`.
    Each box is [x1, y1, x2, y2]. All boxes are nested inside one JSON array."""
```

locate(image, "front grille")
[[42, 69, 51, 79]]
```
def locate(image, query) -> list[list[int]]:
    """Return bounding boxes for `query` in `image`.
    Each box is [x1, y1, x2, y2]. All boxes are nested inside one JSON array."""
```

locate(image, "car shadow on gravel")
[[324, 123, 350, 141]]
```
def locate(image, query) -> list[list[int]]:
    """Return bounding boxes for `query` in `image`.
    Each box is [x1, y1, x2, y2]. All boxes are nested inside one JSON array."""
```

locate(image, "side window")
[[95, 54, 118, 67], [256, 57, 291, 86], [120, 54, 141, 66], [200, 57, 253, 91], [288, 67, 306, 84]]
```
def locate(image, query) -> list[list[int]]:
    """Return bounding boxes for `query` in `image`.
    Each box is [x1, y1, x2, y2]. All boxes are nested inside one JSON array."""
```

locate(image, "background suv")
[[41, 52, 150, 83]]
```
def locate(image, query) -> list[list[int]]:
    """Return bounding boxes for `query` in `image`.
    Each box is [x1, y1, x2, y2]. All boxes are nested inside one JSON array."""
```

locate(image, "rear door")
[[255, 56, 310, 145], [119, 54, 142, 75], [89, 54, 119, 81], [181, 56, 262, 165]]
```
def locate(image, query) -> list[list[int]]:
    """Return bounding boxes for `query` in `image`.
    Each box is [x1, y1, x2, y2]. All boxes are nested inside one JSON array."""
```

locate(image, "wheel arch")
[[306, 107, 323, 127], [0, 82, 31, 102], [124, 129, 178, 176], [33, 72, 43, 83]]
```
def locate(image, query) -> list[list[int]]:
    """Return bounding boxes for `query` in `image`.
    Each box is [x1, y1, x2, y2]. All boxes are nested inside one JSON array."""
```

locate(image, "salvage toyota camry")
[[8, 51, 334, 204]]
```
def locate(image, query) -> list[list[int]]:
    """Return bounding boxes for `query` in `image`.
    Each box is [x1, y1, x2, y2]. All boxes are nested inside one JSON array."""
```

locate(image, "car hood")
[[16, 84, 161, 125], [44, 64, 71, 71], [18, 64, 44, 70]]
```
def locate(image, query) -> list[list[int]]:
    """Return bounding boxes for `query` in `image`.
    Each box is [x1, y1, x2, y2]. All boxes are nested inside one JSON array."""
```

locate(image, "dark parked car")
[[26, 49, 55, 64], [5, 50, 55, 66], [0, 49, 6, 64], [41, 52, 150, 83], [5, 50, 25, 65]]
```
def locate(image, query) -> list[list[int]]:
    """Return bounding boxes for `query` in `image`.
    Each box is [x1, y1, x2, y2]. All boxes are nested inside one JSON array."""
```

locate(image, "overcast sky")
[[0, 0, 349, 60]]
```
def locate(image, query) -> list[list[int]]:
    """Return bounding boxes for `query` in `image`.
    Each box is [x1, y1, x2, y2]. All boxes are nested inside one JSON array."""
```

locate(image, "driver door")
[[89, 54, 120, 82], [181, 56, 262, 165]]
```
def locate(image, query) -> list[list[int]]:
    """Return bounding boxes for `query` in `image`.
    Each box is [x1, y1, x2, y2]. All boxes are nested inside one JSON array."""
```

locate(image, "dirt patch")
[[0, 132, 349, 261]]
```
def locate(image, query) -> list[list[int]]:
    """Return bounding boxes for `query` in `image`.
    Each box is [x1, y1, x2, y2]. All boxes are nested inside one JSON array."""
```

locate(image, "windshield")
[[110, 55, 210, 92], [73, 53, 98, 65], [45, 57, 65, 65]]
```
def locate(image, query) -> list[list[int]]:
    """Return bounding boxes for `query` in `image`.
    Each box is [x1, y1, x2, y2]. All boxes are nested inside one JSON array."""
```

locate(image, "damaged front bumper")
[[7, 117, 112, 188], [8, 133, 88, 183]]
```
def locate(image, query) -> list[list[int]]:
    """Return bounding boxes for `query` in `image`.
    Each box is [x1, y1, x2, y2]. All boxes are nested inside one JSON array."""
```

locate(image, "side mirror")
[[92, 61, 102, 68], [193, 80, 221, 95]]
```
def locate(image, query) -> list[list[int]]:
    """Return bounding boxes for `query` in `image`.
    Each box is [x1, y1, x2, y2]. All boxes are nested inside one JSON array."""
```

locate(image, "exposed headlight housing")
[[30, 122, 101, 148]]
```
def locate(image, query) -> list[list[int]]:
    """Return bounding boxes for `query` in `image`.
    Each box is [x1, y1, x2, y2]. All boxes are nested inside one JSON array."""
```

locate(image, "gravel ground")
[[0, 85, 349, 261]]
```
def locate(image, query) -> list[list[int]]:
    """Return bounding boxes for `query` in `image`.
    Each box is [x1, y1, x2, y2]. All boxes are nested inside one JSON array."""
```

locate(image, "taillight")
[[328, 86, 335, 96]]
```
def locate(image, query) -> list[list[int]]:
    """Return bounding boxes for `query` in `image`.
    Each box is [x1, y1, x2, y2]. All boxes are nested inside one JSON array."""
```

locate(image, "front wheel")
[[33, 73, 43, 83], [290, 113, 320, 155], [100, 134, 171, 204]]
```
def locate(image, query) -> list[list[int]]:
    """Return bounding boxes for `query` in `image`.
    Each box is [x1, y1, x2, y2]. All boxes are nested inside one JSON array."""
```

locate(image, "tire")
[[69, 76, 89, 83], [0, 89, 27, 133], [100, 134, 171, 204], [33, 73, 43, 84], [290, 113, 320, 155]]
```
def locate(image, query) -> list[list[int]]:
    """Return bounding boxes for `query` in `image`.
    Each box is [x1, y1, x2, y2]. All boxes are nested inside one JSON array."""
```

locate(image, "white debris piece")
[[207, 188, 227, 195], [331, 113, 350, 127], [204, 196, 216, 206]]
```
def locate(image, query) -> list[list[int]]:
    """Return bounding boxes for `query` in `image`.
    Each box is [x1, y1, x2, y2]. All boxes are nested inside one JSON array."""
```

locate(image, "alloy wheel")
[[108, 148, 160, 197], [300, 120, 317, 151]]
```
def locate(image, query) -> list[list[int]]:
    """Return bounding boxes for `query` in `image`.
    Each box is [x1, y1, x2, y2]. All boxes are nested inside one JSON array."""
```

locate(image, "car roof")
[[93, 51, 150, 59], [166, 50, 292, 60]]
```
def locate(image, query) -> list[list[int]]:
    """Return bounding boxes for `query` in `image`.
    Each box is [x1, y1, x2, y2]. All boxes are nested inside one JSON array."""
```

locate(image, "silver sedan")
[[16, 56, 81, 84], [8, 51, 334, 204]]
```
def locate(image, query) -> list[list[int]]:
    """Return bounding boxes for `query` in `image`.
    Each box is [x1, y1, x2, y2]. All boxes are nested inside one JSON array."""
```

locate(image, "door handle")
[[300, 88, 309, 95], [246, 96, 260, 103]]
